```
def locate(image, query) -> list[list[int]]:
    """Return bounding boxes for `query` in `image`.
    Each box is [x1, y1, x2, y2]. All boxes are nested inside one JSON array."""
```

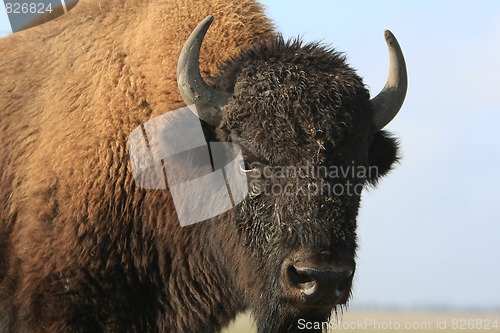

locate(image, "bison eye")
[[239, 161, 258, 174]]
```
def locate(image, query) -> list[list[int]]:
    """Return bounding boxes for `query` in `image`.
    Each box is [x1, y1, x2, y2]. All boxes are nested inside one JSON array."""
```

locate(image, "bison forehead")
[[217, 38, 371, 165]]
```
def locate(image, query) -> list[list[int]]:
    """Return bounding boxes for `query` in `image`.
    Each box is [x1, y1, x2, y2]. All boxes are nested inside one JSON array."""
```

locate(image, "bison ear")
[[367, 130, 400, 185]]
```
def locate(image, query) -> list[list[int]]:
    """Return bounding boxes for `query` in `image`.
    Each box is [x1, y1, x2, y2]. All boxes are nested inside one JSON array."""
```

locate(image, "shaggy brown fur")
[[0, 0, 273, 332], [0, 0, 401, 332]]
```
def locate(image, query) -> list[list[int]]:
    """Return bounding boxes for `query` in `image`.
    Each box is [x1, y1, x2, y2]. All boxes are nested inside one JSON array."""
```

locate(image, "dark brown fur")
[[0, 0, 399, 332]]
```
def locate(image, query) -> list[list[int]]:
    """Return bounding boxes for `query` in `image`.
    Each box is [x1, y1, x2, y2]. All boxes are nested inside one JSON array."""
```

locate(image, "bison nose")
[[283, 254, 354, 306]]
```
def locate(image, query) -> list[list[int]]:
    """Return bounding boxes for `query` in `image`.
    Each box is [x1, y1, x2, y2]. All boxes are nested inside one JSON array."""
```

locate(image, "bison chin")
[[248, 266, 352, 333], [252, 301, 347, 333]]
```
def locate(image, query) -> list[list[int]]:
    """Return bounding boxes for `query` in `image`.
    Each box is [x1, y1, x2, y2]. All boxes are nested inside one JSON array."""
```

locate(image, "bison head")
[[176, 16, 406, 333]]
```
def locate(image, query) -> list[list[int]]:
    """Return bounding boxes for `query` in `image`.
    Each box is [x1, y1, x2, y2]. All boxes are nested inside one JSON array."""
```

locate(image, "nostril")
[[336, 278, 349, 297], [287, 265, 317, 296], [287, 265, 314, 285], [285, 262, 353, 303]]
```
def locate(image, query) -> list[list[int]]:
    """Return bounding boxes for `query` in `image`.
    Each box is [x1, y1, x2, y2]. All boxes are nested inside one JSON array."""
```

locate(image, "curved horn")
[[371, 30, 408, 130], [177, 16, 231, 126]]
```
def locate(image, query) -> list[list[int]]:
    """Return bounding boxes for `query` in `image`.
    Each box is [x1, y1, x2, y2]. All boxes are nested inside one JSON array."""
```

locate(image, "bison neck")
[[136, 191, 246, 331], [83, 188, 247, 332]]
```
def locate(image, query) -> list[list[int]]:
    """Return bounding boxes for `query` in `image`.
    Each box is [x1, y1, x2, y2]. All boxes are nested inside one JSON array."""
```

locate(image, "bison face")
[[177, 17, 406, 332]]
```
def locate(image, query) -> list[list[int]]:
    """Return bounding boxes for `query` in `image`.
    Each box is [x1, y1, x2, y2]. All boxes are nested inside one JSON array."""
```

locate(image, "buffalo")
[[0, 0, 407, 332]]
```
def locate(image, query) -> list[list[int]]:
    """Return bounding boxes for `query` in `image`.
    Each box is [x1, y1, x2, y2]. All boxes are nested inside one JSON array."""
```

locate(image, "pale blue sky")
[[1, 1, 499, 309], [0, 3, 9, 35]]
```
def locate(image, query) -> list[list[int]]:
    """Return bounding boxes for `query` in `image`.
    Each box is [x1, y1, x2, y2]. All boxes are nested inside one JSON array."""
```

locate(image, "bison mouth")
[[252, 276, 353, 332], [252, 302, 350, 333], [248, 252, 354, 332]]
